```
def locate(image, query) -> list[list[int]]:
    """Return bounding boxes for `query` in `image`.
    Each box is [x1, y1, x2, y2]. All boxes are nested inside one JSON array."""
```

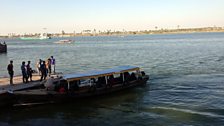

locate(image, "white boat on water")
[[54, 39, 73, 44], [20, 34, 51, 40]]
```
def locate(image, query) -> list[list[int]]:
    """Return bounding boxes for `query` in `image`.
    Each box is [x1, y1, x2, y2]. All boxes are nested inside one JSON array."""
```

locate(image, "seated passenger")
[[130, 72, 137, 81], [97, 77, 105, 88], [124, 72, 130, 82], [70, 81, 79, 91], [108, 75, 114, 85], [59, 87, 65, 93], [141, 71, 145, 76]]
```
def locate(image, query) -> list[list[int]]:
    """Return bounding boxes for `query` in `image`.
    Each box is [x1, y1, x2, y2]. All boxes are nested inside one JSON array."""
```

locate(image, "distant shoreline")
[[1, 27, 224, 38]]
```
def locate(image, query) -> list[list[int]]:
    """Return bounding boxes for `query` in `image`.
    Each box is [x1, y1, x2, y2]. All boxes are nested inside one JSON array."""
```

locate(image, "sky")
[[0, 0, 224, 35]]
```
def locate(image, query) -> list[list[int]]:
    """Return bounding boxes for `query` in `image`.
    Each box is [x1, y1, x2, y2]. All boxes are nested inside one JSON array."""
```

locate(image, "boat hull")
[[13, 76, 149, 105], [0, 91, 14, 107], [0, 44, 7, 53]]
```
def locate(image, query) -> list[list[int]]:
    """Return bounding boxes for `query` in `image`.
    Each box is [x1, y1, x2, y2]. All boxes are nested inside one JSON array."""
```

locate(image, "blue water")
[[1, 32, 224, 125]]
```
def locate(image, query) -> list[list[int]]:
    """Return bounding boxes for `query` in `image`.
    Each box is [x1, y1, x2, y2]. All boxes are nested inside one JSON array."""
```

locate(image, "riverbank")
[[1, 27, 224, 38], [0, 74, 42, 93]]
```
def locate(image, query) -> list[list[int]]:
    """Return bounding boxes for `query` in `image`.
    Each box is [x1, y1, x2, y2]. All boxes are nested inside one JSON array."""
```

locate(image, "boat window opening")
[[134, 70, 139, 79], [108, 75, 115, 85], [130, 72, 137, 81], [69, 80, 79, 91], [113, 74, 120, 78], [79, 79, 92, 87], [92, 78, 97, 84], [96, 76, 106, 88], [112, 74, 123, 84], [124, 72, 131, 82], [90, 78, 97, 86], [55, 80, 68, 92]]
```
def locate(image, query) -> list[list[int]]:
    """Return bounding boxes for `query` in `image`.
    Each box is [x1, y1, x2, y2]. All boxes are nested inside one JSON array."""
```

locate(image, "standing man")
[[40, 61, 47, 81], [7, 60, 14, 85], [47, 58, 52, 76], [27, 61, 33, 82], [21, 61, 28, 83], [36, 59, 42, 76], [51, 56, 56, 74]]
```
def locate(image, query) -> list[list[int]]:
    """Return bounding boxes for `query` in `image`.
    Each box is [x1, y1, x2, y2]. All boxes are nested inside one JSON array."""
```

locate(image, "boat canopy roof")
[[63, 66, 140, 81]]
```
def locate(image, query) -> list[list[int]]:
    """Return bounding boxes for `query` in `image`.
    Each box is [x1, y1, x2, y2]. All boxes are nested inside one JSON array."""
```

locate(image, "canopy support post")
[[105, 76, 108, 85], [68, 81, 70, 90]]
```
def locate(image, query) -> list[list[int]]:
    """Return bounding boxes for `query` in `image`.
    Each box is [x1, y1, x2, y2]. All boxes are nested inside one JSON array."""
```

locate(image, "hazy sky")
[[0, 0, 224, 35]]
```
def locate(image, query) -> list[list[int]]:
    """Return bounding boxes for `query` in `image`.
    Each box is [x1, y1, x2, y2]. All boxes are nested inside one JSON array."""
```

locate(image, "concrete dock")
[[0, 74, 43, 92]]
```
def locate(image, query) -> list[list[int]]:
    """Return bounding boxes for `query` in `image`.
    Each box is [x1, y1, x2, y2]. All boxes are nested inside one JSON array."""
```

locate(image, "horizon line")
[[1, 26, 224, 36]]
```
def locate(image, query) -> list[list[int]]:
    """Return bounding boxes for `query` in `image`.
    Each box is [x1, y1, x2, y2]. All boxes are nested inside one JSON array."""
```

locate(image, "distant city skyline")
[[0, 0, 224, 35]]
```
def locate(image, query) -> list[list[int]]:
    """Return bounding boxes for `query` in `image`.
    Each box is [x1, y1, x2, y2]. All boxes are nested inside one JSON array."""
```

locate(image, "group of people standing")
[[7, 56, 56, 85], [36, 56, 56, 81], [21, 61, 33, 83]]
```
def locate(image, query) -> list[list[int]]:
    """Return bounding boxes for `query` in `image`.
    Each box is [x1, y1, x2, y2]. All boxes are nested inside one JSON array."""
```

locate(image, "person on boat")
[[26, 61, 33, 82], [59, 86, 65, 93], [7, 60, 14, 85], [36, 59, 42, 76], [141, 71, 145, 76], [124, 72, 130, 82], [21, 61, 28, 83], [45, 59, 49, 75], [40, 61, 47, 81], [50, 56, 56, 74], [130, 72, 137, 81], [96, 77, 106, 88], [108, 75, 115, 87], [47, 58, 52, 76], [44, 76, 54, 90]]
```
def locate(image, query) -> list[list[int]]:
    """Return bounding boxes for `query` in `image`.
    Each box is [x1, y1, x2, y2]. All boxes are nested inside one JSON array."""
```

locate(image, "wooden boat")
[[0, 42, 7, 53], [0, 90, 14, 107], [11, 66, 149, 105], [0, 80, 45, 107]]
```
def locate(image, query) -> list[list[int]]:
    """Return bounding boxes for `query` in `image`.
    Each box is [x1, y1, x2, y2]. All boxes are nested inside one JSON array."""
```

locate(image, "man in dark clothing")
[[27, 61, 32, 82], [21, 61, 28, 83], [7, 60, 14, 85], [40, 61, 47, 81], [47, 58, 51, 75]]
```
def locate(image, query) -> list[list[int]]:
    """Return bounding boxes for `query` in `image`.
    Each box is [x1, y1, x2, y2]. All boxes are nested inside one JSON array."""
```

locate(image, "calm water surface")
[[0, 32, 224, 125]]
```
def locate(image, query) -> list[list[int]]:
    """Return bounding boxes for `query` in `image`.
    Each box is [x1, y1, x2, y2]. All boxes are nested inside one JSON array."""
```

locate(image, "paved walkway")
[[0, 72, 62, 93], [0, 74, 43, 92]]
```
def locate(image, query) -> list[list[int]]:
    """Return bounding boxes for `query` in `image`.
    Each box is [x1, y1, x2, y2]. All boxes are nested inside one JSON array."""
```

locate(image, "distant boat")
[[0, 42, 7, 53], [20, 34, 51, 40], [54, 39, 73, 44]]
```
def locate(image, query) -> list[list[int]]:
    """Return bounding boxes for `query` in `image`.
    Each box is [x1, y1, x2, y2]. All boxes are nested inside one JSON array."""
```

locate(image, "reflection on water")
[[1, 32, 224, 125]]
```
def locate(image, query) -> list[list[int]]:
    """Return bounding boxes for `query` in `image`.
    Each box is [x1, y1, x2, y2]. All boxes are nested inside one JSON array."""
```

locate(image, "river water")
[[0, 32, 224, 125]]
